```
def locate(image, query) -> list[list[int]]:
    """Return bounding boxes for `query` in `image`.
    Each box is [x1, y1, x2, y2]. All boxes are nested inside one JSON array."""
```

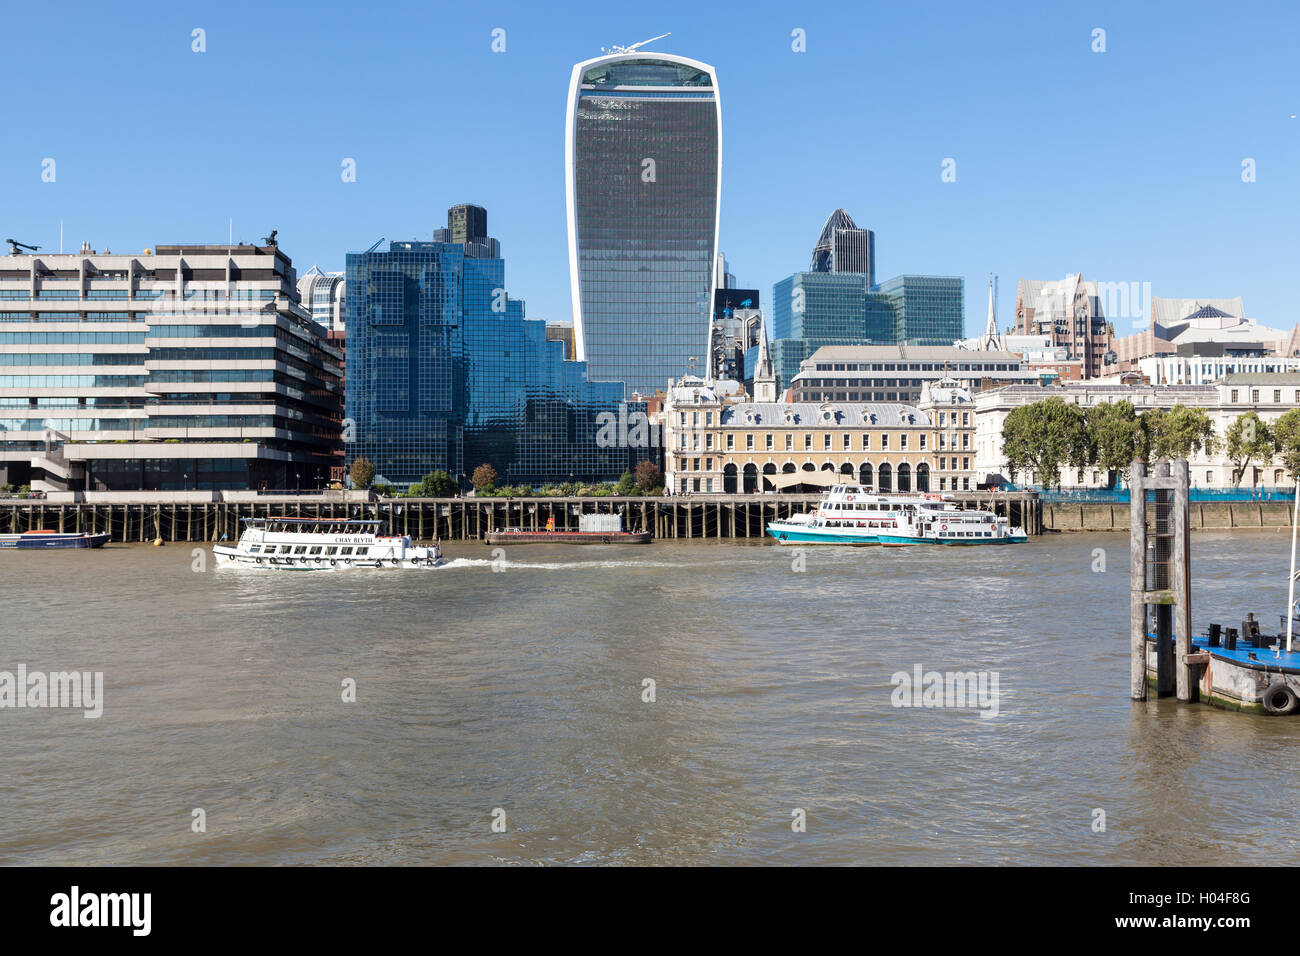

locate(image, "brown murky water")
[[0, 531, 1295, 865]]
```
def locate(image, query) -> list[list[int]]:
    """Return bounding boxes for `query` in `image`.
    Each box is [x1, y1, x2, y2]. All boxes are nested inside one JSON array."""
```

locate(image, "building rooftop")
[[803, 344, 1026, 365], [1219, 373, 1300, 385]]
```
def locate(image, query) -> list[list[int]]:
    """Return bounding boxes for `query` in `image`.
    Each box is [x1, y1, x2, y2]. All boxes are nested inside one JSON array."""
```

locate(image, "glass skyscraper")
[[565, 51, 721, 396], [769, 273, 893, 391], [346, 216, 628, 488], [878, 275, 965, 345]]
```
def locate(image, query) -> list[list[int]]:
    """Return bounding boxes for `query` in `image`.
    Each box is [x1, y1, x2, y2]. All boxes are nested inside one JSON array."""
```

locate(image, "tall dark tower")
[[448, 204, 488, 244]]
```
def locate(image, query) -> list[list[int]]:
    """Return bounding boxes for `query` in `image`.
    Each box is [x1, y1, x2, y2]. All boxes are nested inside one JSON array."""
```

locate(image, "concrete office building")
[[788, 345, 1039, 405], [0, 241, 342, 491]]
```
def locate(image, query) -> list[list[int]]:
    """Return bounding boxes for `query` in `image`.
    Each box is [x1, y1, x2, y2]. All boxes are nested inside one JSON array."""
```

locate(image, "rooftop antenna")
[[601, 32, 670, 55]]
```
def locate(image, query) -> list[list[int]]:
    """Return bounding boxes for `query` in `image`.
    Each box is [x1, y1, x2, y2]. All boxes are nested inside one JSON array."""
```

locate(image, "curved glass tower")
[[565, 52, 721, 396]]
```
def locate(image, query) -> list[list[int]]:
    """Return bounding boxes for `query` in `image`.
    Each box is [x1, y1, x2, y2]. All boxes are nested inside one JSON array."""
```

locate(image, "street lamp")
[[296, 472, 301, 493]]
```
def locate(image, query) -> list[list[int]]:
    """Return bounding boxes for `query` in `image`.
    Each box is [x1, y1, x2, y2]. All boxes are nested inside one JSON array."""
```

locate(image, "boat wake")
[[440, 557, 714, 571]]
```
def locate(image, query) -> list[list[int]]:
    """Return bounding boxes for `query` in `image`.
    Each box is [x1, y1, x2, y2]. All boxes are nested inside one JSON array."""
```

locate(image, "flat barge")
[[484, 529, 651, 545]]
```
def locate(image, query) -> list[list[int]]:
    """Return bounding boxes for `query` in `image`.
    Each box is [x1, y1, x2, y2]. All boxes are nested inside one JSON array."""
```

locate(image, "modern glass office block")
[[346, 236, 629, 489], [566, 53, 721, 396], [878, 275, 965, 346]]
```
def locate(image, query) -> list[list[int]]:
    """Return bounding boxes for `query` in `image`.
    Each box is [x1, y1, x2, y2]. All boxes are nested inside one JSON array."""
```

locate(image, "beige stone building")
[[662, 376, 938, 495]]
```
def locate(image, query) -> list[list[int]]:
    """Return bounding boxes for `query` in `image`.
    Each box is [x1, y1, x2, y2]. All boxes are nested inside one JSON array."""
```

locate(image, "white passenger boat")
[[875, 498, 1027, 546], [765, 484, 920, 545], [765, 484, 1026, 546], [213, 517, 444, 570]]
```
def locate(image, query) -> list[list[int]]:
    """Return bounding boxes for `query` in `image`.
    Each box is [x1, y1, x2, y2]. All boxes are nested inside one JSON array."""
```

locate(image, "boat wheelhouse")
[[213, 517, 443, 570]]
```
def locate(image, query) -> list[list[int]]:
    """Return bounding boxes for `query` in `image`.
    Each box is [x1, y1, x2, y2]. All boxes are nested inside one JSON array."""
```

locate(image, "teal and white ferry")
[[765, 484, 1027, 546], [765, 484, 917, 545]]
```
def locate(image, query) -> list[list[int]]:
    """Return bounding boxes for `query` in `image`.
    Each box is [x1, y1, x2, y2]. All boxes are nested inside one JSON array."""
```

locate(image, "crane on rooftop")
[[5, 238, 39, 256], [601, 33, 670, 55]]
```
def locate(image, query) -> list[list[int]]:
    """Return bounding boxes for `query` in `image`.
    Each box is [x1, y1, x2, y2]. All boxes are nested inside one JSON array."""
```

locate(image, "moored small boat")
[[0, 530, 110, 550]]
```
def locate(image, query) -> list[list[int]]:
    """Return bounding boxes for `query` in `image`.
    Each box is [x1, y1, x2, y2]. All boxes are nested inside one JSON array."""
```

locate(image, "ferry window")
[[293, 546, 307, 555], [248, 545, 261, 553], [339, 547, 354, 555], [308, 546, 323, 555], [324, 547, 338, 555]]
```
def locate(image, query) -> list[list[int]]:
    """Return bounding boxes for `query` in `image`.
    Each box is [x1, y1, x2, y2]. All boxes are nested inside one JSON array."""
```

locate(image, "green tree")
[[614, 470, 638, 496], [634, 460, 662, 493], [411, 469, 457, 497], [349, 457, 376, 490], [1272, 409, 1300, 481], [471, 463, 498, 493], [1001, 397, 1089, 487], [1224, 411, 1273, 486], [1083, 400, 1145, 484], [1144, 404, 1217, 461]]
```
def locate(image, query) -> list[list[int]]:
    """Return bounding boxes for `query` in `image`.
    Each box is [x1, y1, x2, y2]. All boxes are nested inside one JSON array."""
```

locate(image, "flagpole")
[[1288, 479, 1298, 653]]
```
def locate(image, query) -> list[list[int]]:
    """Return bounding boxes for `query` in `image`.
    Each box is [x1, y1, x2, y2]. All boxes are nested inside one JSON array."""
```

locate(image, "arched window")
[[743, 463, 758, 494], [916, 462, 930, 492], [878, 462, 892, 493], [859, 462, 873, 488], [762, 462, 777, 492], [897, 462, 911, 492], [722, 463, 738, 494]]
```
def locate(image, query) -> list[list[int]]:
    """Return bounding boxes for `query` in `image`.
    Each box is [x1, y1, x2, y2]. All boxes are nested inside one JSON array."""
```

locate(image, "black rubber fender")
[[1261, 682, 1299, 715]]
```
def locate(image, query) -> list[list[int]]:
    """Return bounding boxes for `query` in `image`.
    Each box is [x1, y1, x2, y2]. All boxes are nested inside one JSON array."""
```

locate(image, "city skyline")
[[1, 0, 1296, 344]]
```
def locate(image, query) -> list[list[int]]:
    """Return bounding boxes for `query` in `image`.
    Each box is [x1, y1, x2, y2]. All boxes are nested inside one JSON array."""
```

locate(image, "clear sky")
[[2, 0, 1296, 338]]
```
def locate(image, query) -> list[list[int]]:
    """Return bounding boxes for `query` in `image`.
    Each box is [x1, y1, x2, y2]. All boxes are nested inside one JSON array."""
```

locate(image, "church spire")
[[980, 274, 1000, 350]]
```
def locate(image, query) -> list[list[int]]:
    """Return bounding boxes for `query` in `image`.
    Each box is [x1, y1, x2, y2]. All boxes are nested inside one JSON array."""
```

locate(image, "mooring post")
[[1173, 459, 1192, 702], [1130, 459, 1148, 700]]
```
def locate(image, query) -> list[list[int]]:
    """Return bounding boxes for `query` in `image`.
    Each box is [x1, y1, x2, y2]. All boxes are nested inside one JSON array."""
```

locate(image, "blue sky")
[[2, 0, 1296, 337]]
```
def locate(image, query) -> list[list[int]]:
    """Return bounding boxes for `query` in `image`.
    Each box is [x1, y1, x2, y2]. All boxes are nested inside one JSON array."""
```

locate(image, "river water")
[[0, 531, 1295, 865]]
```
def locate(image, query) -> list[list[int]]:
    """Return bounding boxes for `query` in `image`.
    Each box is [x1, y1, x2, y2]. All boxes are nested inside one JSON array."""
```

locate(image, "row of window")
[[1229, 388, 1300, 404], [678, 432, 928, 452], [673, 456, 972, 473]]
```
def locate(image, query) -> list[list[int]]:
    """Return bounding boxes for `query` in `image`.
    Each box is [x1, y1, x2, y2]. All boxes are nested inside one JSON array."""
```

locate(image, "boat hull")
[[765, 525, 880, 546], [0, 532, 110, 550], [213, 546, 444, 570], [875, 533, 1027, 546], [484, 531, 651, 545]]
